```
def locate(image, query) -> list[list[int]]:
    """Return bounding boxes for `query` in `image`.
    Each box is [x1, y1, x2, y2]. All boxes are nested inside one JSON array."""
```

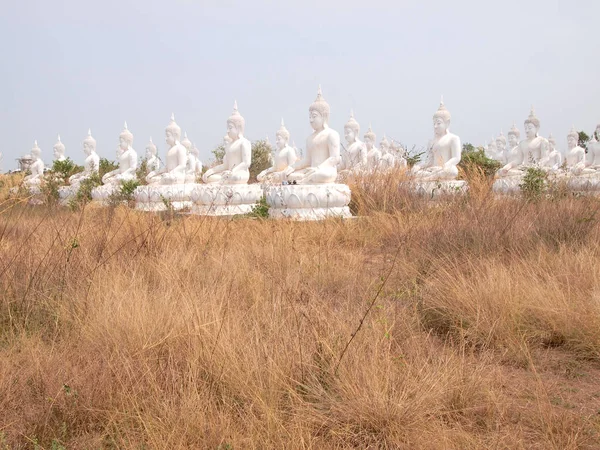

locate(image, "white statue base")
[[563, 173, 600, 193], [58, 184, 82, 205], [91, 184, 119, 205], [190, 184, 263, 216], [134, 183, 198, 211], [492, 177, 523, 195], [404, 180, 467, 197], [265, 184, 352, 220]]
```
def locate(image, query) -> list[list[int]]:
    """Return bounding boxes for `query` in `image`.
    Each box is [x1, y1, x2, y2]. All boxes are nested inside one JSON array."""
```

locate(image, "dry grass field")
[[1, 171, 600, 449]]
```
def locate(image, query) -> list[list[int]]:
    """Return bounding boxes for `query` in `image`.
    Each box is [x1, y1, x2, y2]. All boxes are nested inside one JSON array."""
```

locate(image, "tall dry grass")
[[1, 171, 600, 448]]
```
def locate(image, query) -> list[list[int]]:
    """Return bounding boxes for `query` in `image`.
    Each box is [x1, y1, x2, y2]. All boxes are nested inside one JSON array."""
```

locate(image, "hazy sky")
[[1, 0, 599, 169]]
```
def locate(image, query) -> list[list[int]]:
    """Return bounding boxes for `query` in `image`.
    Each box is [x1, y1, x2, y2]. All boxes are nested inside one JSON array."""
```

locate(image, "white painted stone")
[[190, 184, 263, 215], [337, 110, 367, 180], [23, 141, 44, 189], [407, 180, 468, 197], [265, 184, 351, 220], [145, 138, 161, 173], [258, 119, 297, 183], [134, 183, 197, 211]]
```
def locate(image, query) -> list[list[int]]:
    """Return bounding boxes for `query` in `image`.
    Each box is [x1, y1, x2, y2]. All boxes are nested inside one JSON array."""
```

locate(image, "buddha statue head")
[[119, 121, 134, 150], [344, 110, 360, 144], [433, 97, 451, 137], [309, 85, 330, 131], [548, 133, 557, 150], [190, 144, 200, 158], [380, 134, 390, 153], [53, 134, 65, 159], [181, 132, 192, 151], [496, 132, 507, 152], [488, 137, 497, 154], [31, 140, 41, 159], [83, 129, 97, 156], [165, 113, 182, 147], [567, 126, 579, 149], [276, 119, 290, 150], [227, 101, 245, 139], [524, 106, 540, 139], [508, 123, 520, 148], [364, 124, 376, 150], [146, 137, 157, 158]]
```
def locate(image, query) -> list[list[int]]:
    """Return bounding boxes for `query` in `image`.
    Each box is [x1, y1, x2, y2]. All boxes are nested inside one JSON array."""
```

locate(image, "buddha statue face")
[[227, 122, 240, 140], [508, 134, 519, 148], [83, 142, 94, 156], [146, 144, 157, 158], [276, 133, 288, 150], [53, 145, 64, 159], [433, 118, 449, 137], [567, 134, 578, 149], [309, 110, 325, 131], [524, 123, 538, 140], [119, 137, 129, 150], [364, 137, 373, 150], [165, 130, 177, 147], [344, 126, 356, 144], [496, 138, 506, 152]]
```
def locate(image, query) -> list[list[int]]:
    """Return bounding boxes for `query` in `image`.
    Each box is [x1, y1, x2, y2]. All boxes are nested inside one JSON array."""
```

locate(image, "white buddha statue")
[[379, 135, 397, 171], [498, 109, 549, 176], [146, 114, 190, 185], [202, 101, 251, 184], [145, 138, 160, 173], [338, 110, 367, 178], [585, 124, 600, 171], [23, 141, 45, 187], [102, 122, 138, 185], [69, 129, 99, 186], [53, 135, 66, 162], [257, 119, 298, 183], [412, 98, 462, 181], [288, 86, 341, 184], [545, 133, 562, 172], [181, 132, 201, 179], [181, 132, 192, 153], [389, 140, 407, 168], [494, 132, 507, 164], [565, 126, 587, 175], [485, 138, 498, 160], [364, 125, 381, 171]]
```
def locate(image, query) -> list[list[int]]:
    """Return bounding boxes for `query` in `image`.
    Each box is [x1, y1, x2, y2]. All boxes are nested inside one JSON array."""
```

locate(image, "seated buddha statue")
[[69, 129, 100, 186], [257, 119, 298, 183], [564, 126, 588, 175], [202, 101, 251, 184], [146, 114, 191, 185], [363, 125, 381, 172], [412, 98, 462, 181], [53, 135, 66, 162], [379, 135, 397, 171], [338, 110, 367, 178], [495, 132, 507, 164], [585, 124, 600, 172], [102, 122, 138, 185], [485, 138, 498, 161], [498, 109, 549, 176], [545, 133, 562, 172], [288, 86, 341, 184], [145, 138, 161, 173], [23, 141, 45, 187]]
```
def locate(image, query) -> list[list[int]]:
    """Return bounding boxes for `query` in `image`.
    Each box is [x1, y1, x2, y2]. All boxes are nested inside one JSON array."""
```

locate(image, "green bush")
[[99, 158, 118, 179], [459, 149, 501, 178], [50, 158, 83, 182], [247, 196, 269, 219], [249, 140, 272, 183], [69, 173, 102, 209], [107, 179, 140, 206], [519, 167, 548, 201]]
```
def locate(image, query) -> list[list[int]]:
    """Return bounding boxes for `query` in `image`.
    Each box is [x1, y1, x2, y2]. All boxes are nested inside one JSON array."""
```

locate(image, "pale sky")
[[1, 0, 599, 170]]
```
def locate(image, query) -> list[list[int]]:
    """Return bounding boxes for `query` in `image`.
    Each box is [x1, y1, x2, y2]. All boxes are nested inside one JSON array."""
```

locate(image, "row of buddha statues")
[[17, 87, 600, 215], [483, 109, 600, 178]]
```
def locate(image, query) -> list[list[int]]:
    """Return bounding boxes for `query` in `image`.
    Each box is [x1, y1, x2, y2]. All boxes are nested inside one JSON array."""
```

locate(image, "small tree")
[[211, 145, 226, 165], [99, 158, 118, 179], [462, 142, 476, 153], [249, 140, 273, 182], [578, 131, 590, 151]]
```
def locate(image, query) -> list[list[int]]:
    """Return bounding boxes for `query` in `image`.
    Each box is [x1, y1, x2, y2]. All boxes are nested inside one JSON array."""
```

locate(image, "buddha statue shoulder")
[[288, 86, 341, 184], [412, 98, 462, 181], [146, 114, 190, 185], [258, 119, 298, 183], [202, 101, 251, 185], [102, 122, 138, 185]]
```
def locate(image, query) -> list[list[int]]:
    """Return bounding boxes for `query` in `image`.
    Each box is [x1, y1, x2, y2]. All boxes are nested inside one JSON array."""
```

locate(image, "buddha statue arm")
[[202, 154, 228, 182], [318, 131, 341, 169], [444, 135, 462, 170], [284, 148, 298, 175], [359, 144, 368, 167], [231, 139, 252, 173], [123, 151, 138, 178]]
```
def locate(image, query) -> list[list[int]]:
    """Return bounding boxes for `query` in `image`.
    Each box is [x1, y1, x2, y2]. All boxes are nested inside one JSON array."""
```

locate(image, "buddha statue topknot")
[[202, 101, 251, 184], [412, 97, 462, 181], [288, 86, 341, 184], [257, 119, 298, 183]]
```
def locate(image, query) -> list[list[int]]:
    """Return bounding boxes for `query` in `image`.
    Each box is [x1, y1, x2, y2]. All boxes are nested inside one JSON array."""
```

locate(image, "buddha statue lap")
[[412, 98, 462, 181], [257, 119, 298, 183], [202, 101, 251, 185]]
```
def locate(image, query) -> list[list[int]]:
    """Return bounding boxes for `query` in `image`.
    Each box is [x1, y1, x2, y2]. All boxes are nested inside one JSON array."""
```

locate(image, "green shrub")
[[69, 173, 102, 209], [99, 158, 118, 179], [459, 149, 501, 178], [519, 167, 548, 201], [50, 158, 83, 182]]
